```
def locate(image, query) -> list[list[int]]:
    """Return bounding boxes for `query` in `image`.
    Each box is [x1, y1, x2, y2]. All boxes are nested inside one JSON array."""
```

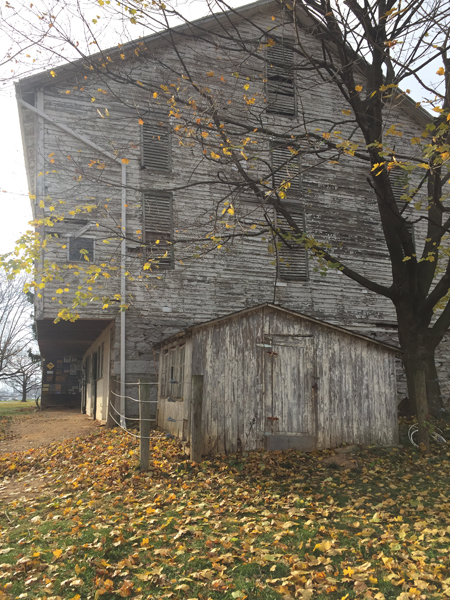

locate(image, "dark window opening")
[[68, 236, 94, 262]]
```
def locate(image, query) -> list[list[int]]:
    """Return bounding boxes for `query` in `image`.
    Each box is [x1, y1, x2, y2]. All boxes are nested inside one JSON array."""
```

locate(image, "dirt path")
[[0, 409, 101, 501], [0, 409, 100, 455]]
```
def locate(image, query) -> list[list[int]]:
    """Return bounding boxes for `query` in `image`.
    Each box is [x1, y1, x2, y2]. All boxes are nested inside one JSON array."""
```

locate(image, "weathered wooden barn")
[[15, 0, 445, 424], [157, 304, 399, 455]]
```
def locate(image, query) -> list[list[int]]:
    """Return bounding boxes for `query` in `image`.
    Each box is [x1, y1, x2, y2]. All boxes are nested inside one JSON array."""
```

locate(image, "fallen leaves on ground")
[[1, 426, 450, 600]]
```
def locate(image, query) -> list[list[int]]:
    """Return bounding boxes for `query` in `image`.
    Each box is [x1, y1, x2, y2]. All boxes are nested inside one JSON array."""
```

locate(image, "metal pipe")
[[17, 97, 127, 428], [120, 163, 127, 428]]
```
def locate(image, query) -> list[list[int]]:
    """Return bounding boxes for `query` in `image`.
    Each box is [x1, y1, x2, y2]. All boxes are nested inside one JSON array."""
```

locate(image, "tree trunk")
[[403, 352, 431, 453], [21, 378, 27, 402], [424, 348, 443, 416]]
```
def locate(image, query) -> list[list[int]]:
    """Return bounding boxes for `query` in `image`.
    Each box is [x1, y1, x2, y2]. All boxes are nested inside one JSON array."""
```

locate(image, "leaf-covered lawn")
[[1, 426, 450, 600]]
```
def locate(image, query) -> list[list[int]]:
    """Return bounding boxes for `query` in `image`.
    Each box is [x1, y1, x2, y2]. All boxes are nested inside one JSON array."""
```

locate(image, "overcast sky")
[[0, 1, 441, 257]]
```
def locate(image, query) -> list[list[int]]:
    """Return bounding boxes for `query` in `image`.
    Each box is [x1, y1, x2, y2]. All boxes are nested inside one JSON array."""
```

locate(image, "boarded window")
[[389, 168, 414, 240], [68, 236, 94, 262], [267, 41, 296, 116], [276, 204, 308, 281], [141, 117, 170, 171], [143, 191, 174, 269]]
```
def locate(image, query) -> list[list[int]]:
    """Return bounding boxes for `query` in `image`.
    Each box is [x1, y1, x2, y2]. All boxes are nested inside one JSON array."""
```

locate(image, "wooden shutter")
[[267, 42, 296, 116], [272, 144, 301, 196], [277, 204, 308, 281], [389, 168, 414, 239], [141, 118, 170, 171], [143, 191, 173, 269], [68, 237, 94, 262]]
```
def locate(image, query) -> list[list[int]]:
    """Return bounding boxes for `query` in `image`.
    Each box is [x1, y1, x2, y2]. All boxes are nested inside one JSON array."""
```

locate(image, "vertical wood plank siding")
[[157, 305, 398, 454]]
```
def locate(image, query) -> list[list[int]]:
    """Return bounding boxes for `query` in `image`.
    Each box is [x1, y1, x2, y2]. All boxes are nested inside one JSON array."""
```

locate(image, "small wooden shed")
[[156, 304, 399, 455]]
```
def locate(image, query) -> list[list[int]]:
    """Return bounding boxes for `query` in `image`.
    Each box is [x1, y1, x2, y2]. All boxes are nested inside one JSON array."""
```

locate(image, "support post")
[[190, 375, 203, 463], [139, 379, 151, 471]]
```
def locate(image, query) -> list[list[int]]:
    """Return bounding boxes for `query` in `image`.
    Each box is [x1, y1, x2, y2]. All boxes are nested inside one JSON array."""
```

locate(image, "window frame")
[[67, 235, 95, 263], [161, 343, 185, 400]]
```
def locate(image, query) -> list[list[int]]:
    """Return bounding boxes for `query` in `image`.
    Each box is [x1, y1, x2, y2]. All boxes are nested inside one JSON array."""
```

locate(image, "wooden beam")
[[190, 375, 204, 463], [139, 379, 151, 471]]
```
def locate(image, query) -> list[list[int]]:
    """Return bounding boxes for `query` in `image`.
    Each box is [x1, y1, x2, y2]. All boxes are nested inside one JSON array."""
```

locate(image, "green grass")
[[0, 399, 36, 416]]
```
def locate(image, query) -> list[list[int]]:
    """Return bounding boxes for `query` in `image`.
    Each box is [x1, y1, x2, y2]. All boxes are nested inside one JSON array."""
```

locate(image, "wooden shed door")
[[265, 335, 315, 443]]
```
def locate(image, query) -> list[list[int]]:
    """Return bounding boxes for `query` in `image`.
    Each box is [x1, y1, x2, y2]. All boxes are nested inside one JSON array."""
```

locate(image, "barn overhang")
[[36, 318, 114, 359]]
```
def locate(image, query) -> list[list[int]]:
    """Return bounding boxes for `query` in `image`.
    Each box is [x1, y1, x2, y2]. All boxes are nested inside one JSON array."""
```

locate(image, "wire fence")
[[109, 383, 158, 440], [108, 402, 157, 440], [110, 389, 158, 404]]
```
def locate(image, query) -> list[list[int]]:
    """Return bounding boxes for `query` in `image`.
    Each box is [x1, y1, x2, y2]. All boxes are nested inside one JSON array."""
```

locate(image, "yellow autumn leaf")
[[138, 118, 144, 125], [53, 549, 63, 558], [342, 109, 351, 116], [153, 92, 158, 98], [355, 85, 363, 92], [206, 71, 214, 77], [211, 151, 220, 159], [436, 67, 445, 75], [227, 206, 235, 215], [201, 132, 209, 138], [50, 70, 56, 77], [121, 158, 130, 164]]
